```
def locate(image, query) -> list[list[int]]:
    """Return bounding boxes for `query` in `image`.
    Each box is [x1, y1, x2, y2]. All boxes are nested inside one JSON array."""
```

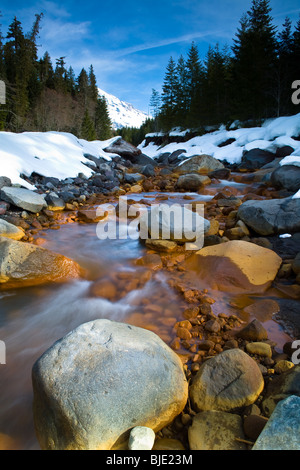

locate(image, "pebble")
[[128, 426, 156, 450], [246, 342, 272, 358]]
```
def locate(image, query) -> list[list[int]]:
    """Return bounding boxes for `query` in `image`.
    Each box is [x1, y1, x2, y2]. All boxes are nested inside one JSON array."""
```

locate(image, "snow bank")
[[279, 155, 300, 168], [140, 113, 300, 165], [0, 132, 119, 189]]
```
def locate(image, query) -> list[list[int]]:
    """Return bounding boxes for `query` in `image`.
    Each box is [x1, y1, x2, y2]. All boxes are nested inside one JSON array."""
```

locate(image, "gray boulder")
[[124, 173, 144, 184], [104, 137, 141, 160], [253, 395, 300, 450], [0, 186, 47, 213], [0, 219, 24, 240], [32, 319, 188, 450], [237, 197, 300, 235], [176, 154, 224, 174], [271, 165, 300, 193], [176, 174, 211, 192], [0, 176, 11, 189]]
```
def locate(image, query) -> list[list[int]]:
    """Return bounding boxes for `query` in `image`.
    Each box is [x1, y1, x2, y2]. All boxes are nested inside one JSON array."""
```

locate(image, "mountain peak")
[[98, 88, 149, 130]]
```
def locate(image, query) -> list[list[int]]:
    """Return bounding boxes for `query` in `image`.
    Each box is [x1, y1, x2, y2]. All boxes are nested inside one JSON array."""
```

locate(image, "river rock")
[[124, 173, 144, 184], [261, 365, 300, 417], [0, 237, 81, 288], [246, 342, 272, 358], [32, 319, 188, 450], [104, 137, 141, 160], [189, 349, 264, 412], [237, 197, 300, 235], [0, 187, 47, 213], [188, 411, 247, 450], [44, 193, 65, 211], [193, 240, 282, 294], [176, 154, 225, 174], [176, 174, 211, 191], [253, 395, 300, 450], [0, 177, 11, 189], [0, 219, 25, 240], [271, 165, 300, 193], [239, 149, 276, 170], [237, 319, 268, 341]]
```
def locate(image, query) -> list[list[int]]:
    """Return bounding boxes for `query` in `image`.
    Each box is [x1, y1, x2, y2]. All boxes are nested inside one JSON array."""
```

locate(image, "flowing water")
[[0, 185, 294, 450]]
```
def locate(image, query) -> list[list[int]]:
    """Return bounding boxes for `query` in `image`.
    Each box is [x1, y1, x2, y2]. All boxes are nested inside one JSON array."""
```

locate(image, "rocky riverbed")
[[0, 137, 299, 450]]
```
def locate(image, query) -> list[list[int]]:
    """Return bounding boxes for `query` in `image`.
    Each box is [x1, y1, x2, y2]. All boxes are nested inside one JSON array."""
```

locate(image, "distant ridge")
[[98, 88, 149, 129]]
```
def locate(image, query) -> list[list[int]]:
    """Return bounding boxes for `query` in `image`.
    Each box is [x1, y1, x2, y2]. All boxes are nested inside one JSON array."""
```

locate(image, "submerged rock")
[[32, 319, 188, 450], [0, 237, 81, 288]]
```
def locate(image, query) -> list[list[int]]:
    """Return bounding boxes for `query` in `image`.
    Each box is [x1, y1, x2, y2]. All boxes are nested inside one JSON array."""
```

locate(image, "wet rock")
[[0, 187, 47, 213], [136, 253, 163, 270], [176, 154, 225, 174], [274, 360, 295, 374], [128, 426, 155, 450], [140, 165, 155, 177], [176, 174, 211, 191], [124, 173, 144, 184], [188, 411, 247, 450], [261, 365, 300, 417], [32, 319, 188, 450], [145, 239, 178, 253], [45, 193, 65, 211], [194, 240, 282, 294], [0, 219, 25, 240], [89, 279, 117, 301], [253, 395, 300, 450], [0, 237, 81, 288], [271, 165, 300, 193], [243, 299, 280, 323], [237, 197, 300, 236], [239, 149, 276, 170], [0, 176, 11, 189], [77, 209, 108, 223], [274, 299, 300, 338], [208, 168, 231, 180], [190, 349, 264, 412], [237, 320, 268, 341]]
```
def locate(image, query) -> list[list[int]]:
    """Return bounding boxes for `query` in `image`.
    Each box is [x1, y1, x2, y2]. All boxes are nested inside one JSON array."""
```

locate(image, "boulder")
[[191, 240, 282, 294], [175, 174, 211, 191], [239, 149, 276, 170], [0, 187, 47, 213], [189, 349, 264, 412], [0, 237, 81, 288], [176, 155, 224, 174], [104, 137, 141, 160], [271, 165, 300, 193], [32, 319, 188, 450], [124, 173, 144, 184], [253, 395, 300, 450], [77, 209, 108, 223], [237, 197, 300, 235], [44, 193, 65, 211], [139, 204, 210, 249], [188, 411, 247, 450], [0, 177, 11, 189], [0, 219, 25, 241]]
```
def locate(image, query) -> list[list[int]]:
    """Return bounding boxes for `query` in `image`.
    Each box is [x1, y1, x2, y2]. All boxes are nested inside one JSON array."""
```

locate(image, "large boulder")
[[0, 219, 24, 240], [261, 366, 300, 417], [139, 204, 210, 249], [238, 149, 276, 170], [189, 349, 264, 412], [176, 155, 224, 174], [0, 187, 47, 213], [32, 319, 188, 450], [0, 237, 81, 288], [237, 197, 300, 235], [103, 137, 141, 161], [190, 240, 282, 294], [271, 165, 300, 193], [253, 395, 300, 450]]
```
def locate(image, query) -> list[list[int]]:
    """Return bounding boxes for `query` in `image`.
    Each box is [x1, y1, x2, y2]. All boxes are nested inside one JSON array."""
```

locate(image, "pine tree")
[[160, 56, 179, 130], [175, 55, 188, 126], [185, 42, 205, 127], [77, 67, 89, 107], [94, 96, 112, 140], [231, 0, 277, 120], [275, 17, 294, 115], [292, 16, 300, 82], [54, 56, 67, 92], [81, 108, 96, 141], [88, 64, 98, 102]]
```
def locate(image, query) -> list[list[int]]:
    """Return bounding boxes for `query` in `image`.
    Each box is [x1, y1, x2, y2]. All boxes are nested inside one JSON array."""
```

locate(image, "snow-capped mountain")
[[98, 88, 149, 130]]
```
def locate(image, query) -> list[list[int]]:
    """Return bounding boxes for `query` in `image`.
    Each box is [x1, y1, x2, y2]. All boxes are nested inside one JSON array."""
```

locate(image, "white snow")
[[279, 155, 300, 167], [293, 189, 300, 199], [0, 131, 119, 189], [139, 113, 300, 165], [98, 88, 148, 130], [279, 233, 292, 238]]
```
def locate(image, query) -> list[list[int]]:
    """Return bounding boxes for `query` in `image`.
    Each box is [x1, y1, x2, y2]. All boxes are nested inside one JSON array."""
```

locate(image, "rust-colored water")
[[0, 187, 295, 450]]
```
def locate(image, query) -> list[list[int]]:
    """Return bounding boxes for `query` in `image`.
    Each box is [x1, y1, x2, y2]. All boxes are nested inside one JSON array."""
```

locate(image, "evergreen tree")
[[185, 42, 205, 127], [39, 51, 54, 88], [149, 88, 161, 131], [77, 67, 89, 107], [81, 108, 96, 140], [231, 0, 277, 120], [160, 56, 179, 130], [54, 56, 67, 92], [175, 55, 188, 126], [276, 17, 294, 115], [94, 96, 112, 140], [88, 64, 98, 102], [292, 16, 300, 82]]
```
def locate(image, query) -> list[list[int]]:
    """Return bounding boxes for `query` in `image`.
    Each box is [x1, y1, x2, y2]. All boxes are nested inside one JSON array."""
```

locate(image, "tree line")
[[0, 12, 113, 139], [151, 0, 300, 132]]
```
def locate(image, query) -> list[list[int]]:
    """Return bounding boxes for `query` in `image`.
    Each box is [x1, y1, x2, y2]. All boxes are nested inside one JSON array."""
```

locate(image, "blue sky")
[[1, 0, 300, 113]]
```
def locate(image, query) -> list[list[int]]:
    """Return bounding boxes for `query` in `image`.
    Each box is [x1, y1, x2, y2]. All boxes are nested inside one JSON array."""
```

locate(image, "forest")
[[0, 12, 112, 139]]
